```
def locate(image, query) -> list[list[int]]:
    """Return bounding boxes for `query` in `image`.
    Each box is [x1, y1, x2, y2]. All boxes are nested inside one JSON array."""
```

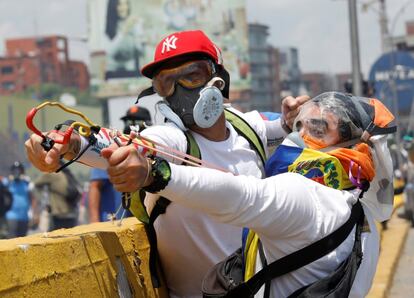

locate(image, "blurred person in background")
[[0, 176, 13, 238], [88, 105, 152, 222], [3, 161, 38, 238], [77, 182, 90, 225], [121, 105, 152, 134], [34, 165, 81, 231], [88, 168, 122, 222]]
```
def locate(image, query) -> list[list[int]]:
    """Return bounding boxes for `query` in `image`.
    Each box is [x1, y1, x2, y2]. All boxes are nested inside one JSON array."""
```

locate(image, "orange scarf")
[[329, 143, 375, 182], [302, 135, 375, 182]]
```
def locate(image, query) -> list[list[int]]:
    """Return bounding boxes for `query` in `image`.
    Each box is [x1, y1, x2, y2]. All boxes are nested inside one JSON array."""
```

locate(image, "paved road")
[[388, 226, 414, 297]]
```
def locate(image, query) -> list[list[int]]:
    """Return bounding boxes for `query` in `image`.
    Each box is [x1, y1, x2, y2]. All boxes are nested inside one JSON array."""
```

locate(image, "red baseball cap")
[[141, 30, 223, 78]]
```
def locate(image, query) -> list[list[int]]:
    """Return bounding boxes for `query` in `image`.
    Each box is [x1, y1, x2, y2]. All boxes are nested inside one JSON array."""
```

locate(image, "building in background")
[[301, 72, 336, 97], [279, 47, 303, 98], [88, 0, 250, 99], [0, 36, 89, 95], [268, 47, 281, 111], [88, 0, 251, 124], [392, 21, 414, 54], [336, 73, 352, 93], [248, 23, 281, 112]]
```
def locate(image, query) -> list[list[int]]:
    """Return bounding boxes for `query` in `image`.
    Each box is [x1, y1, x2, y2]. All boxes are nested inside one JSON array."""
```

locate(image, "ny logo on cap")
[[161, 35, 178, 54]]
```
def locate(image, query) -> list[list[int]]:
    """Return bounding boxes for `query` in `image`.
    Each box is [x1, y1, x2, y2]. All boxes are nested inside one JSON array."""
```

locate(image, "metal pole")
[[389, 37, 401, 147], [408, 92, 414, 134], [379, 0, 391, 53], [348, 0, 363, 96]]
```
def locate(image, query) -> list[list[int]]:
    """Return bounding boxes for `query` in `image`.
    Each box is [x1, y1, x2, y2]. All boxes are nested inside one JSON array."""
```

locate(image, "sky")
[[0, 0, 413, 78]]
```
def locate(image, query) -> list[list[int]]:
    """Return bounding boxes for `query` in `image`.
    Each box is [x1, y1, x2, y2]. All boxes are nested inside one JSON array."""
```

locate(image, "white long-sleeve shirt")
[[77, 108, 287, 297], [140, 110, 270, 297], [160, 165, 379, 298]]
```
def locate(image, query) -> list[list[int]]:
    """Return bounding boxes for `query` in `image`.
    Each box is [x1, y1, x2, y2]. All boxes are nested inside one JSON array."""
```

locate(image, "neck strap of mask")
[[136, 87, 156, 102]]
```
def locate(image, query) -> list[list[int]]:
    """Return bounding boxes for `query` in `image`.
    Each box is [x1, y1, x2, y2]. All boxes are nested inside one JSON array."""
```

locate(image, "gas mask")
[[163, 77, 225, 128], [150, 59, 225, 130]]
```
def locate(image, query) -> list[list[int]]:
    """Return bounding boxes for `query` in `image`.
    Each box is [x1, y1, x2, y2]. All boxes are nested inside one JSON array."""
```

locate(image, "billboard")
[[88, 0, 250, 98], [369, 51, 414, 116]]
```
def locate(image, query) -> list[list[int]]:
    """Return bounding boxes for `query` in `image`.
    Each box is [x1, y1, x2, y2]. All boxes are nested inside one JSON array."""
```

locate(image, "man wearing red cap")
[[101, 92, 396, 297], [133, 30, 308, 296], [25, 30, 308, 297]]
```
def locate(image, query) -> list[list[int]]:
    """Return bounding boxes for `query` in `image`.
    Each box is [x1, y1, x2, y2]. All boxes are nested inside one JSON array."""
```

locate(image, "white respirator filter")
[[193, 77, 225, 128]]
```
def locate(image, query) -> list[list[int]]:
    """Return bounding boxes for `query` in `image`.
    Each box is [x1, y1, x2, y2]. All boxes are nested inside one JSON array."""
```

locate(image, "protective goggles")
[[152, 60, 214, 97], [293, 92, 397, 148], [293, 103, 342, 147]]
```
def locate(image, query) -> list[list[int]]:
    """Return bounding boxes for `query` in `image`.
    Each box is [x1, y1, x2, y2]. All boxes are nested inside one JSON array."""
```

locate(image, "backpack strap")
[[145, 196, 171, 288], [145, 110, 265, 288], [145, 130, 202, 288], [184, 129, 202, 163], [258, 241, 271, 298], [181, 109, 268, 168], [149, 130, 202, 224], [230, 201, 364, 296], [224, 109, 266, 165], [183, 108, 266, 167]]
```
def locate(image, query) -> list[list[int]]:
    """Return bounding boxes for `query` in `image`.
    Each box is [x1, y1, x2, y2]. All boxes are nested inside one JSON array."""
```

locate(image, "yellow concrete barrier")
[[0, 218, 168, 298], [3, 201, 407, 298], [367, 212, 410, 298]]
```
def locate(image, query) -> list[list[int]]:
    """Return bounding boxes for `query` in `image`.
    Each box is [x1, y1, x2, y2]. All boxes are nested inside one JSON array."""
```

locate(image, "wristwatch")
[[143, 156, 171, 193]]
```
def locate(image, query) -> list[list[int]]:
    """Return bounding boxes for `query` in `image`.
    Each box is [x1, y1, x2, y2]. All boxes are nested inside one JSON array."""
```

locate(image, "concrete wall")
[[0, 218, 167, 298]]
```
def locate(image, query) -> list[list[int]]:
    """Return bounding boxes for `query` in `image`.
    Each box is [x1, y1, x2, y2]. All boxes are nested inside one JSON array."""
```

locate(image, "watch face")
[[158, 159, 171, 180], [144, 157, 171, 193]]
